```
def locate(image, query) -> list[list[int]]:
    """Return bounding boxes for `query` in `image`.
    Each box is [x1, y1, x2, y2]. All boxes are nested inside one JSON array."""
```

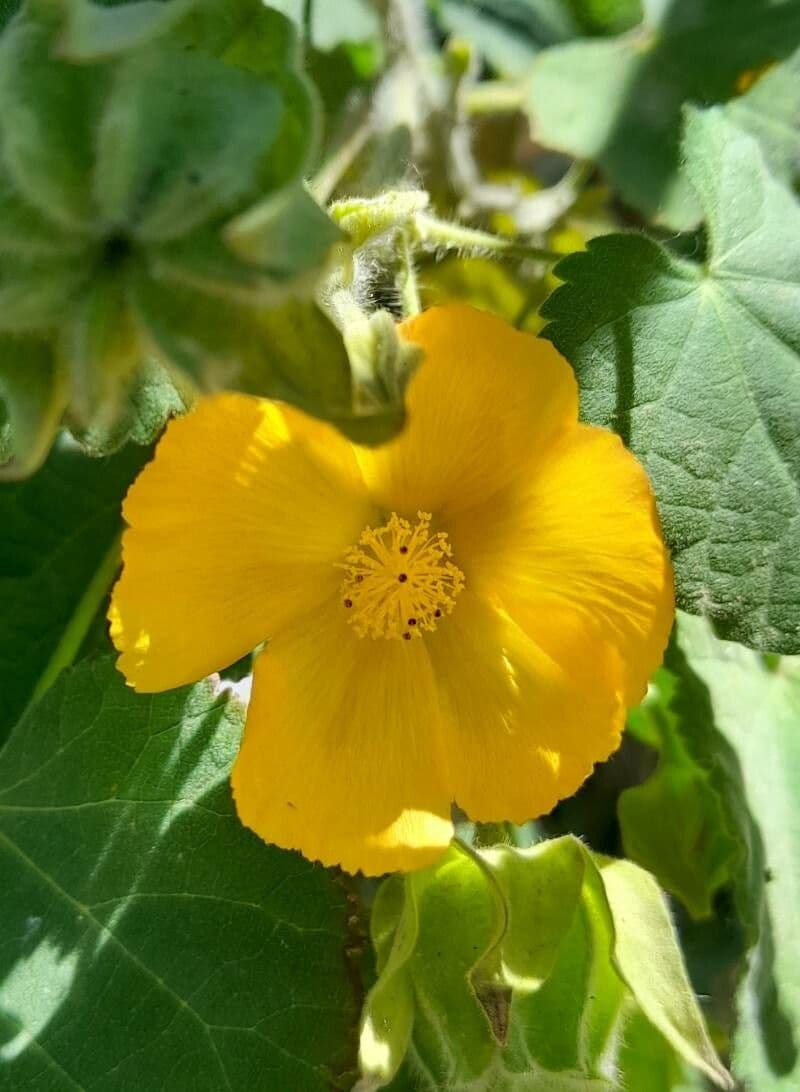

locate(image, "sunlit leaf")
[[0, 656, 359, 1089], [543, 109, 800, 652], [360, 838, 729, 1090]]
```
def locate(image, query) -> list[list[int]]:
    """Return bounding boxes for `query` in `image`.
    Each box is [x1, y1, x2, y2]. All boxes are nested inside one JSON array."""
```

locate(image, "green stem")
[[414, 214, 561, 263], [472, 821, 514, 848], [309, 116, 372, 204], [464, 80, 525, 116], [398, 231, 421, 317], [29, 532, 122, 707]]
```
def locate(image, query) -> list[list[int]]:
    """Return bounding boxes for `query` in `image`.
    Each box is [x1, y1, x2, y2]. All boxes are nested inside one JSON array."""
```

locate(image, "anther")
[[337, 511, 464, 640]]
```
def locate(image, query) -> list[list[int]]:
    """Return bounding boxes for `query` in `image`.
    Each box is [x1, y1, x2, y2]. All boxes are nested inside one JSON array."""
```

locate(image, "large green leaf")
[[542, 108, 800, 653], [0, 657, 359, 1089], [0, 441, 147, 742], [526, 0, 800, 226], [676, 615, 800, 1090]]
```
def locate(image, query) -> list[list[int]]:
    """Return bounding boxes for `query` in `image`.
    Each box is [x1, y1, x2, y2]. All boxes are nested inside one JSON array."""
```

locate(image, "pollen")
[[338, 512, 465, 640]]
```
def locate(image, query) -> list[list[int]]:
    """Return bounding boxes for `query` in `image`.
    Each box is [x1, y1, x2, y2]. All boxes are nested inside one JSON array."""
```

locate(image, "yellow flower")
[[109, 305, 673, 875]]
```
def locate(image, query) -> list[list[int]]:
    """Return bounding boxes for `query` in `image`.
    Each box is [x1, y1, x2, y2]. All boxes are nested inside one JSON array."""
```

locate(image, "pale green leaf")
[[722, 47, 800, 192], [527, 0, 800, 226], [597, 855, 732, 1089], [542, 109, 800, 652], [358, 876, 419, 1089], [617, 1008, 707, 1092], [480, 838, 585, 992], [360, 838, 728, 1090], [676, 613, 800, 1090]]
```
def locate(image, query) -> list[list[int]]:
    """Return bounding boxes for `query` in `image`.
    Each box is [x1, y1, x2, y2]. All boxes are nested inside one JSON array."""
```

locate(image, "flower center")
[[338, 512, 465, 640]]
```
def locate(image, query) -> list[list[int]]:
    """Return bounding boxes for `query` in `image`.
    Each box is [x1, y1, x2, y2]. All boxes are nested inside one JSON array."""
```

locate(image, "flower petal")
[[429, 591, 625, 823], [110, 393, 373, 691], [356, 304, 577, 517], [231, 600, 453, 875], [447, 424, 674, 707]]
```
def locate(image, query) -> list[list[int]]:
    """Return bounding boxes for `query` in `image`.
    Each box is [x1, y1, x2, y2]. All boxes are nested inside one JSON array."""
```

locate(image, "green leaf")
[[526, 0, 800, 227], [360, 838, 729, 1090], [0, 338, 68, 480], [617, 1009, 706, 1092], [0, 18, 104, 232], [70, 358, 188, 456], [0, 0, 335, 473], [359, 875, 418, 1088], [268, 0, 381, 50], [0, 252, 94, 334], [0, 167, 88, 259], [480, 837, 585, 992], [542, 108, 800, 653], [721, 47, 800, 192], [0, 0, 21, 32], [0, 441, 147, 742], [57, 0, 200, 61], [619, 658, 742, 919], [224, 185, 343, 288], [59, 272, 141, 425], [0, 656, 360, 1089], [94, 44, 283, 241], [431, 0, 642, 78], [597, 854, 729, 1088], [675, 614, 800, 1090]]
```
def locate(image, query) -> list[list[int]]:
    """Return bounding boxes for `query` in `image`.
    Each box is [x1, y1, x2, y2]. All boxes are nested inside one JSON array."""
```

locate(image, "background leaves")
[[526, 0, 800, 227]]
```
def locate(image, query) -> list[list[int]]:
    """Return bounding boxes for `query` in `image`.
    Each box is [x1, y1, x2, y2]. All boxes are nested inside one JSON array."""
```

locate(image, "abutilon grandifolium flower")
[[109, 305, 674, 875]]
